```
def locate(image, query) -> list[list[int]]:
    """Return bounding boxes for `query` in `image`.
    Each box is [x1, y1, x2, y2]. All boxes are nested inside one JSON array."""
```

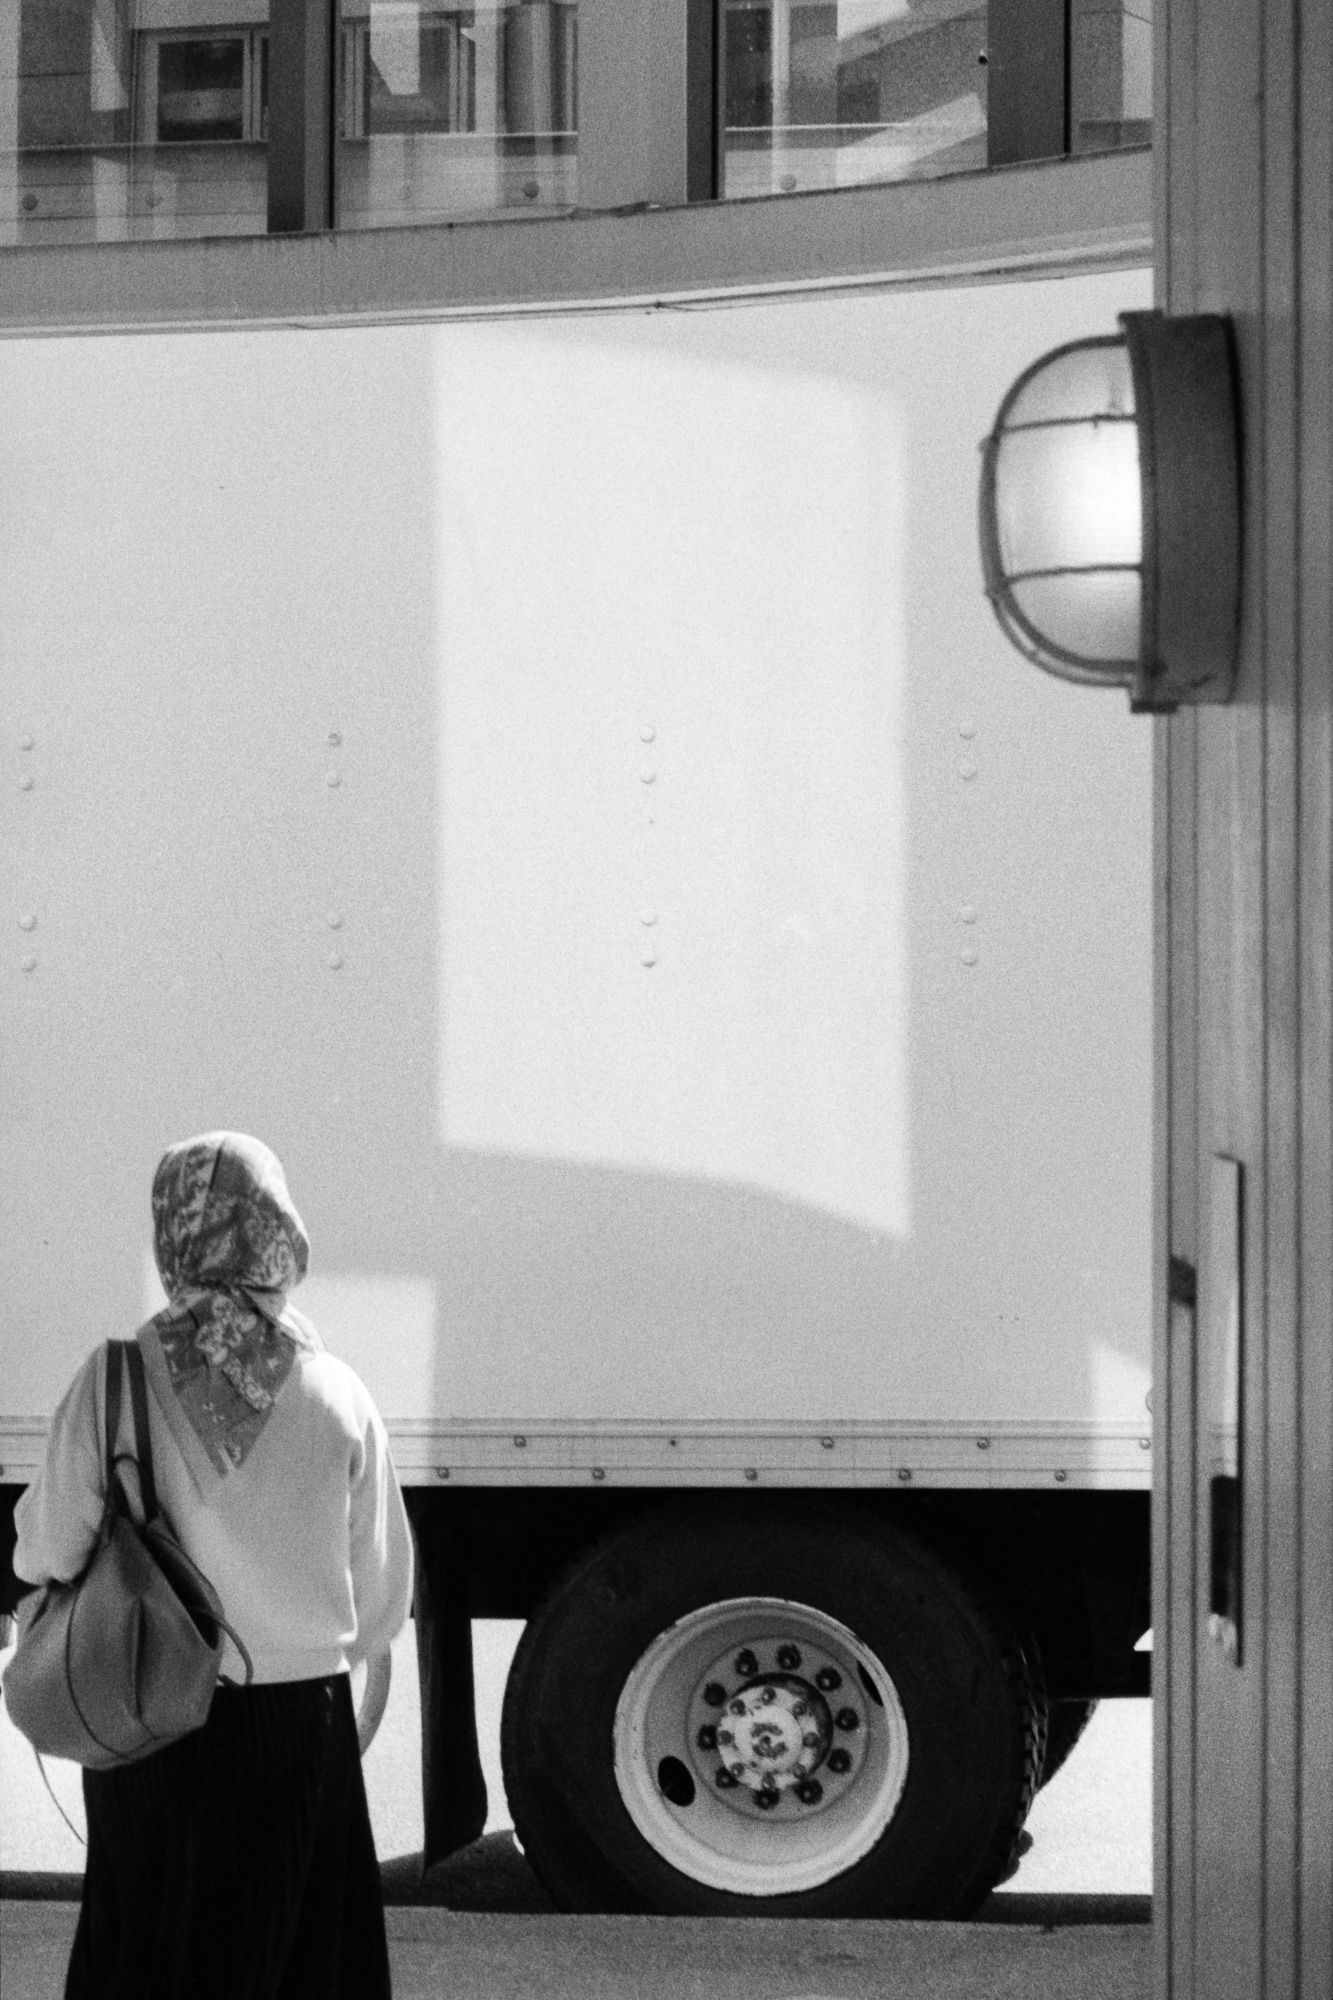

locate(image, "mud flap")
[[411, 1494, 489, 1870]]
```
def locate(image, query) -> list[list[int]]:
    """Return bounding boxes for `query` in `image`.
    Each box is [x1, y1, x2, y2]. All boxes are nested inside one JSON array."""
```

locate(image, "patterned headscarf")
[[149, 1132, 320, 1475]]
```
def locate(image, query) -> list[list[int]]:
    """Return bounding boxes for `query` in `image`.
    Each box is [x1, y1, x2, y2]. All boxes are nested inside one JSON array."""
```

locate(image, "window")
[[1070, 0, 1151, 155], [0, 0, 1146, 244], [0, 2, 271, 244], [720, 0, 989, 199], [338, 1, 578, 228], [139, 32, 268, 146]]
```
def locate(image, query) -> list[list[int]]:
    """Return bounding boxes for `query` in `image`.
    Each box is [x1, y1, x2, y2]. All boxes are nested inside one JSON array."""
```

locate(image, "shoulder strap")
[[103, 1340, 123, 1481], [123, 1340, 160, 1523]]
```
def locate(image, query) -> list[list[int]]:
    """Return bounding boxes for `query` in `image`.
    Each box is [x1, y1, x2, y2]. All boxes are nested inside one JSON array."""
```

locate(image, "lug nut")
[[697, 1725, 718, 1750], [703, 1682, 727, 1707], [759, 1686, 778, 1705], [715, 1768, 739, 1789], [796, 1779, 824, 1805], [802, 1731, 821, 1749], [756, 1788, 779, 1810], [835, 1708, 860, 1732], [730, 1761, 745, 1777], [717, 1727, 734, 1746], [776, 1644, 802, 1670], [815, 1667, 843, 1692], [735, 1649, 758, 1677], [827, 1748, 853, 1775], [791, 1700, 808, 1719], [728, 1698, 747, 1715]]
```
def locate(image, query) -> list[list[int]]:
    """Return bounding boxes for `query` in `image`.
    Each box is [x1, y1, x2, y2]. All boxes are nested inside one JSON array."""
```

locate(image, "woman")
[[13, 1131, 414, 1999]]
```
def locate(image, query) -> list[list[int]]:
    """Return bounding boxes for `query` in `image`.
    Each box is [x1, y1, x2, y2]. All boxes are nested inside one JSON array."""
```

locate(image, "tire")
[[500, 1505, 1043, 1917], [1039, 1697, 1098, 1787]]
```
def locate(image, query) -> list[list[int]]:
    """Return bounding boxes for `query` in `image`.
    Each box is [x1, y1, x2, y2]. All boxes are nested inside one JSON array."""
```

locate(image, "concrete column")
[[575, 0, 690, 209]]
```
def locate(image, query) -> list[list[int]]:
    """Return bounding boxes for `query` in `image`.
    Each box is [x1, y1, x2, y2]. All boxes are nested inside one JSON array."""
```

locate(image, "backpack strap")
[[122, 1341, 160, 1524], [103, 1340, 157, 1525], [102, 1339, 123, 1479]]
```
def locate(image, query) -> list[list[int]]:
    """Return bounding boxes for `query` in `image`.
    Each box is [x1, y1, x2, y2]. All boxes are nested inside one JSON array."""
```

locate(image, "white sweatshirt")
[[14, 1336, 414, 1685]]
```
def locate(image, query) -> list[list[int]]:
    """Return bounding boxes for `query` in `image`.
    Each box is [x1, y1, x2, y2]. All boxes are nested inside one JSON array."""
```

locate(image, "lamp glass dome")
[[981, 336, 1144, 684], [1003, 337, 1136, 427], [1009, 567, 1142, 663]]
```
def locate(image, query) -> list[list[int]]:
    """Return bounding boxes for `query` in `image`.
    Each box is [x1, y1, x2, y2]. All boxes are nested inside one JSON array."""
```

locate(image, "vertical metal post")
[[769, 0, 790, 136], [0, 0, 21, 245], [471, 10, 503, 214], [268, 0, 338, 233], [686, 0, 719, 201], [986, 0, 1069, 167]]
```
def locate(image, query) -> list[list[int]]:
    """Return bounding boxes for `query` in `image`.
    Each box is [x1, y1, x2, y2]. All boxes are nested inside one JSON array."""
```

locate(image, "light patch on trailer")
[[1091, 1341, 1151, 1429], [144, 1254, 437, 1414], [428, 313, 911, 1239], [290, 1274, 437, 1412]]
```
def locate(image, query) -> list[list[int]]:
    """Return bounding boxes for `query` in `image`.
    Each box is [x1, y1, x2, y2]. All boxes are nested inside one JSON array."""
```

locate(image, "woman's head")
[[152, 1132, 309, 1302]]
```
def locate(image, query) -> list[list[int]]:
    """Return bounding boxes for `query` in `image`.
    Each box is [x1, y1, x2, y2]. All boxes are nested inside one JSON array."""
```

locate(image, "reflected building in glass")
[[0, 0, 577, 241], [0, 0, 1145, 242], [719, 0, 1149, 199], [0, 0, 271, 241], [340, 0, 578, 227], [720, 0, 990, 197]]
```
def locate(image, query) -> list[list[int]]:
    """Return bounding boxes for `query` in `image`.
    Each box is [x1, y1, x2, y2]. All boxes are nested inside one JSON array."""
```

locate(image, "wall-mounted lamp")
[[978, 311, 1241, 713]]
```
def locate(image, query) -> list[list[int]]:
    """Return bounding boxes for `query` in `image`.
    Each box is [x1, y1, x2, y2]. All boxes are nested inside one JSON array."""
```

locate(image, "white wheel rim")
[[613, 1597, 909, 1896]]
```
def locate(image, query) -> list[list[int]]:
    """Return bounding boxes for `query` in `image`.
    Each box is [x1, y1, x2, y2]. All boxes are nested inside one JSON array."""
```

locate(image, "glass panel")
[[720, 0, 987, 201], [1006, 339, 1135, 430], [995, 421, 1141, 578], [157, 39, 247, 144], [339, 0, 577, 228], [0, 0, 269, 244], [1011, 569, 1141, 666], [1070, 0, 1152, 155]]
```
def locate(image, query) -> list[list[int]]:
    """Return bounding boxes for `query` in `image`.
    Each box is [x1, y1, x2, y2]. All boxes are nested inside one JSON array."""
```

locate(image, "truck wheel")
[[1039, 1697, 1098, 1787], [500, 1507, 1042, 1916]]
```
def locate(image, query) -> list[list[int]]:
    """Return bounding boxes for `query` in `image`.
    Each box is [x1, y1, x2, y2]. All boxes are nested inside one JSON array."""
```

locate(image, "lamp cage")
[[978, 311, 1241, 714]]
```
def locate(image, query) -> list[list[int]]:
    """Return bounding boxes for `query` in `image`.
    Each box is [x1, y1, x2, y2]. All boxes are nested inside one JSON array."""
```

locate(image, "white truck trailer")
[[0, 261, 1153, 1918]]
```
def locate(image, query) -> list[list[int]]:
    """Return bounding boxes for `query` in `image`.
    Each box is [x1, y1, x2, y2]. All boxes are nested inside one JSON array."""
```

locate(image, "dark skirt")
[[65, 1674, 391, 2000]]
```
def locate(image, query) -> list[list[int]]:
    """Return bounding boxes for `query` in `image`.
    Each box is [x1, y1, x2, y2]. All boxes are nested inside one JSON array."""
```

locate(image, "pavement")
[[2, 1624, 1152, 1998], [2, 1899, 1150, 2000]]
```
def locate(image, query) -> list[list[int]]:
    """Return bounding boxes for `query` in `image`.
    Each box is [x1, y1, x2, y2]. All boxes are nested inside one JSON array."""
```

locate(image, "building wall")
[[1155, 1, 1333, 1995]]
